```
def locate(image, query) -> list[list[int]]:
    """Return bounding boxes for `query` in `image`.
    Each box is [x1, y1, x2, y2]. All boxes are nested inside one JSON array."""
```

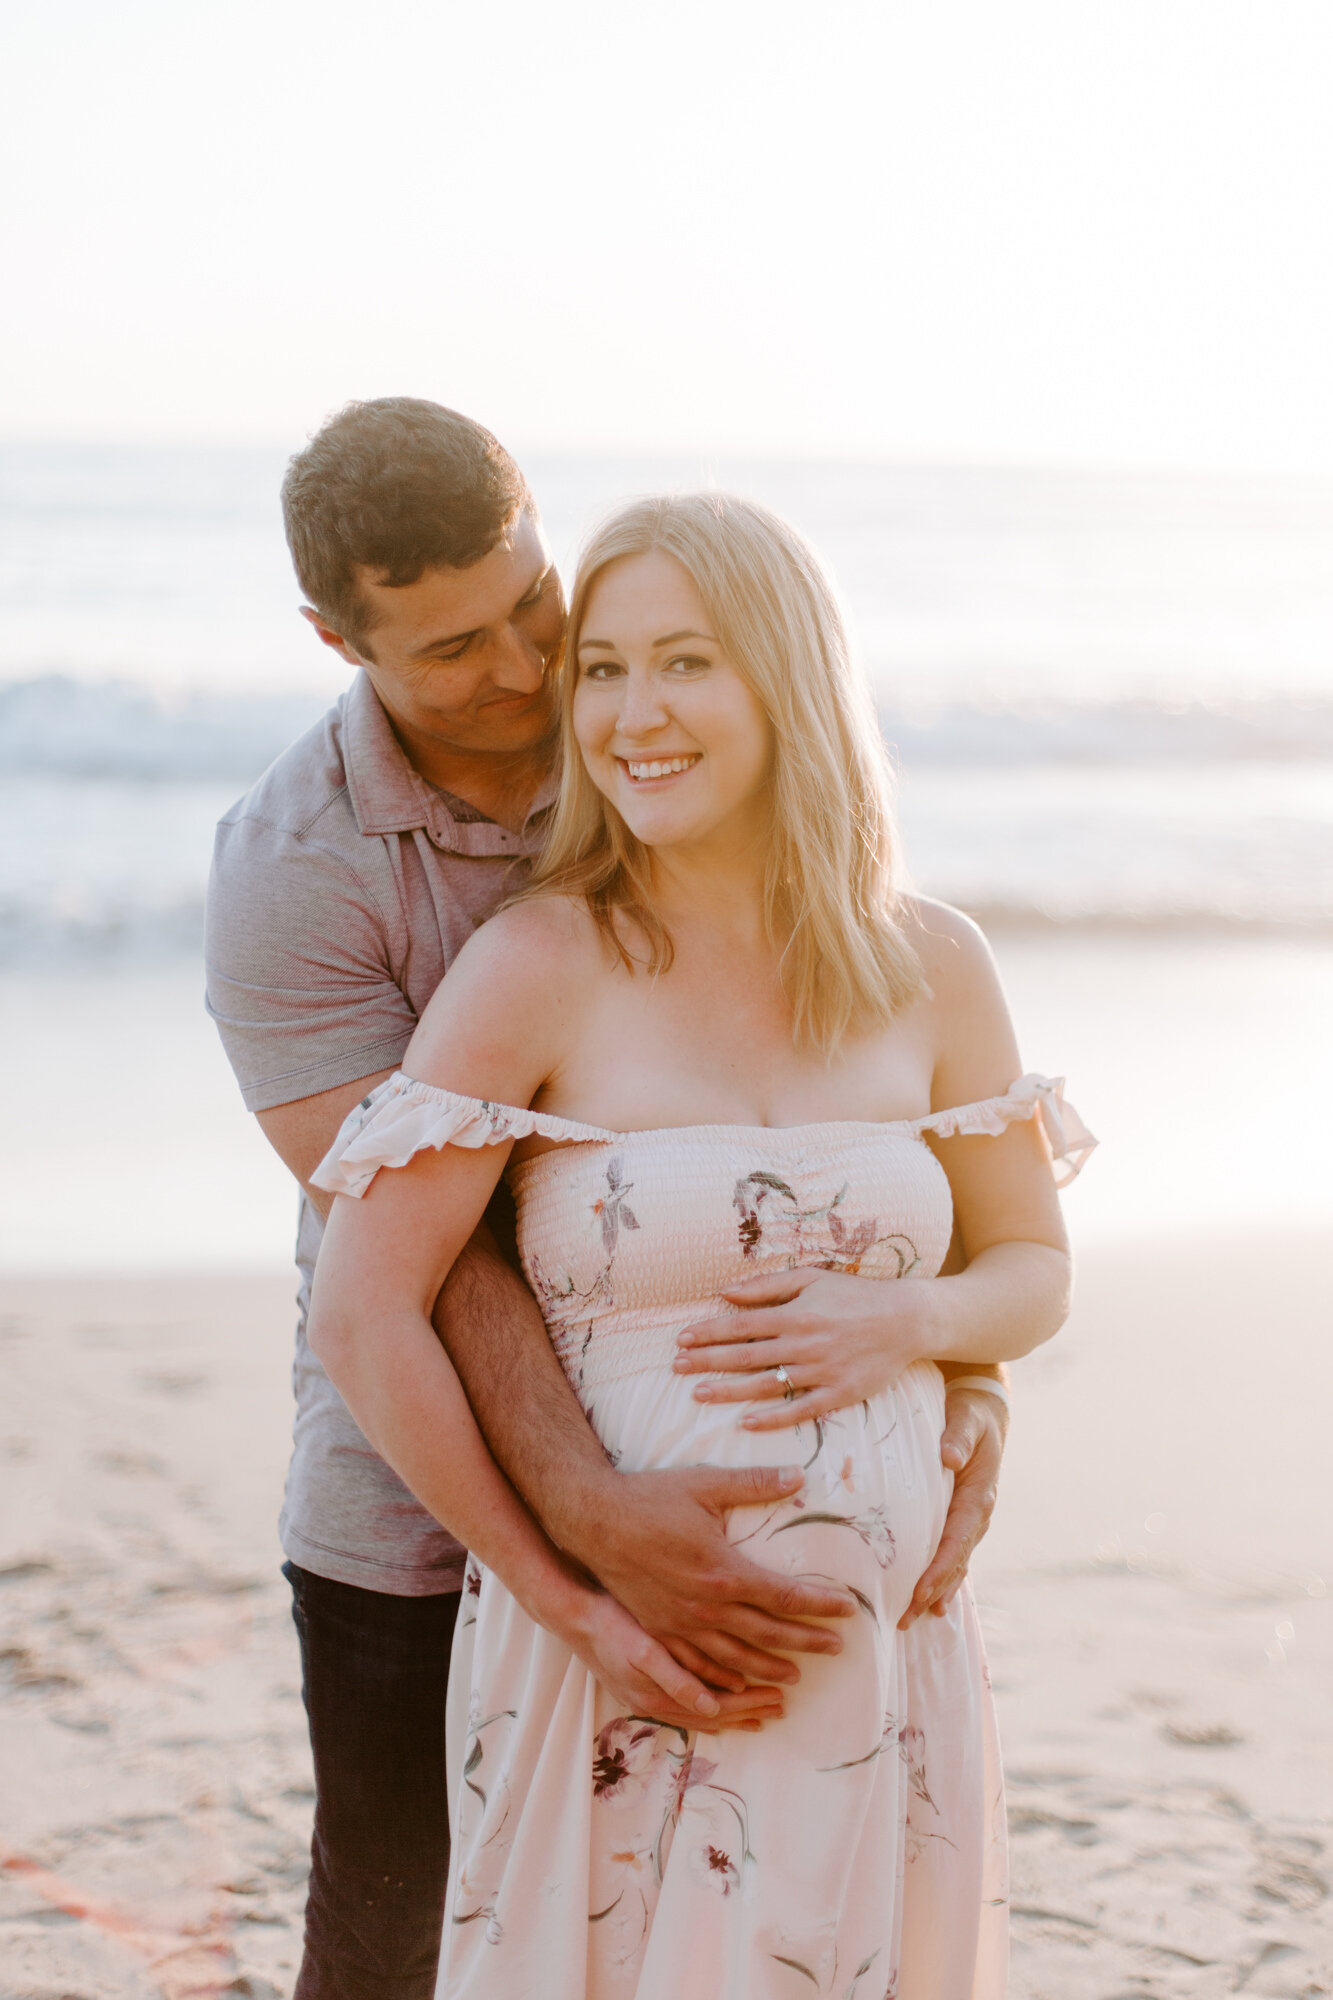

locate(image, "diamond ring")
[[773, 1364, 796, 1401]]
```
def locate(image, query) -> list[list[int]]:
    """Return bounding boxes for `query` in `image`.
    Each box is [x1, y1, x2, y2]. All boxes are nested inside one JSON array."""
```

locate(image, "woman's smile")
[[618, 753, 702, 784]]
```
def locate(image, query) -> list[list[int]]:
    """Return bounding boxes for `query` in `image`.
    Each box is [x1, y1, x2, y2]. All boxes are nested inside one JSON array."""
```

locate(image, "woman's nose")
[[615, 670, 670, 737]]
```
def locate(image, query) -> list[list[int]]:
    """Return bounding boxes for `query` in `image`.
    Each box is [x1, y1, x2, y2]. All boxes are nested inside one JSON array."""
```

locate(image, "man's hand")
[[563, 1588, 787, 1733], [434, 1227, 855, 1692], [566, 1464, 857, 1691], [898, 1382, 1007, 1629]]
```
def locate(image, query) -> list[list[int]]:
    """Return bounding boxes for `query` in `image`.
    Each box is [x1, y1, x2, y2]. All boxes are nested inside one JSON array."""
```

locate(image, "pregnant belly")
[[586, 1358, 953, 1623]]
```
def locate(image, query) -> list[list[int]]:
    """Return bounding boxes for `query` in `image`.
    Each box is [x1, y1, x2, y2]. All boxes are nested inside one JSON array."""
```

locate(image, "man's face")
[[304, 510, 565, 757]]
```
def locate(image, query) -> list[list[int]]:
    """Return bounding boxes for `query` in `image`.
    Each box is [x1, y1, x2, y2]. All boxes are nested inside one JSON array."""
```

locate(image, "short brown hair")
[[281, 398, 532, 653]]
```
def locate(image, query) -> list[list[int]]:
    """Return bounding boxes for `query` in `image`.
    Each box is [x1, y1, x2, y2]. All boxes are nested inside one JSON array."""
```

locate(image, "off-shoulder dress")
[[315, 1074, 1094, 2000]]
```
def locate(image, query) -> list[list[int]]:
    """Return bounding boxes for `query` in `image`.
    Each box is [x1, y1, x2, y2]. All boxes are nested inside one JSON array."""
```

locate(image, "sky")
[[3, 0, 1333, 472]]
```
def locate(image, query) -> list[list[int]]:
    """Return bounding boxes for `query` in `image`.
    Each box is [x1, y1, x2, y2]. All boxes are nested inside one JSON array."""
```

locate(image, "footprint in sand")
[[1252, 1837, 1328, 1912], [1160, 1718, 1244, 1746]]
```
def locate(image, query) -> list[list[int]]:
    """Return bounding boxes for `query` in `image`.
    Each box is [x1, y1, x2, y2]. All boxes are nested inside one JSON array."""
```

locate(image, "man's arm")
[[257, 1071, 397, 1222], [437, 1226, 862, 1690], [255, 1079, 856, 1689]]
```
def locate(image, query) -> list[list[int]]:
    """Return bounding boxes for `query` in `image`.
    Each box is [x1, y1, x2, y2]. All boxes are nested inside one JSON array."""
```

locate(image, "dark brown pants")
[[285, 1562, 461, 1999]]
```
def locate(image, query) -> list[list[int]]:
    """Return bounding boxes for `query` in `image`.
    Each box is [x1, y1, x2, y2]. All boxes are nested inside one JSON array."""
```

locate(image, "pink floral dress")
[[315, 1074, 1094, 2000]]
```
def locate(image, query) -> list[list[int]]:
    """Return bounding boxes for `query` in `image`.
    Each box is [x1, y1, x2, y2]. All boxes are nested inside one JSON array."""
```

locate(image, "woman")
[[309, 494, 1093, 1999]]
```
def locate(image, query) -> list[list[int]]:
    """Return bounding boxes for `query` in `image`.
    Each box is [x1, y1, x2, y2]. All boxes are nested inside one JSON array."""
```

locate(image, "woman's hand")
[[562, 1588, 787, 1734], [672, 1268, 932, 1431]]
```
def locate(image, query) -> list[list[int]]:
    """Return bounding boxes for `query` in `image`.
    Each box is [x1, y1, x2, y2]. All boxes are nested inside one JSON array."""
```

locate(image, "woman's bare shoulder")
[[404, 893, 605, 1100], [897, 895, 1020, 1095], [899, 895, 1000, 997], [465, 890, 605, 969]]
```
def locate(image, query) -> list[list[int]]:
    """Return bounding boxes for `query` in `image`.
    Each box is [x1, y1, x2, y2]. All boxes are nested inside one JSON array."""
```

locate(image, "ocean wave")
[[3, 884, 1330, 970], [5, 678, 1332, 966], [0, 677, 328, 782], [0, 896, 207, 966], [6, 675, 1333, 782], [883, 695, 1333, 767]]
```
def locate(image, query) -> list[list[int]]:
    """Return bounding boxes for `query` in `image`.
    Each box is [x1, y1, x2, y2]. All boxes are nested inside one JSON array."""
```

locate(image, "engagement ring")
[[774, 1364, 796, 1400]]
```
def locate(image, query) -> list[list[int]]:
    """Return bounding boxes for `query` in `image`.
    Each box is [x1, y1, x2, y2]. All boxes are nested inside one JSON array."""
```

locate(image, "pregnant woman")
[[309, 493, 1093, 1999]]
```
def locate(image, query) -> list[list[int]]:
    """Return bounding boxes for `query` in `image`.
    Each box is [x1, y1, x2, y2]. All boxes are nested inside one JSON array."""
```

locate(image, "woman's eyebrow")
[[651, 629, 715, 648], [578, 628, 716, 654]]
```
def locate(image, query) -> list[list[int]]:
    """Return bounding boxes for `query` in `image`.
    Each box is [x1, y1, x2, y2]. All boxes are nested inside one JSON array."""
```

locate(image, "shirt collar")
[[341, 669, 554, 858]]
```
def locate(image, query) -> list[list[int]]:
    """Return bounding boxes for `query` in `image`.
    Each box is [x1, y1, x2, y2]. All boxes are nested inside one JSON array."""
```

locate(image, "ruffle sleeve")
[[311, 1073, 616, 1199], [913, 1073, 1097, 1187]]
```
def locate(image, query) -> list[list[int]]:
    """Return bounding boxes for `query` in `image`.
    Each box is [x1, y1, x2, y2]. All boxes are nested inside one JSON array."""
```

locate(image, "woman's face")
[[573, 549, 774, 857]]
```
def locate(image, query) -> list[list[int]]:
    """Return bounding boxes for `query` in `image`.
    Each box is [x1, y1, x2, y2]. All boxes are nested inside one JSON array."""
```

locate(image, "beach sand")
[[2, 1234, 1330, 1999]]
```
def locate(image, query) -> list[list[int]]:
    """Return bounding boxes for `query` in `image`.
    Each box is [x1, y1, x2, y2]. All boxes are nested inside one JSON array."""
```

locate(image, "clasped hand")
[[563, 1270, 1007, 1724], [673, 1266, 931, 1429]]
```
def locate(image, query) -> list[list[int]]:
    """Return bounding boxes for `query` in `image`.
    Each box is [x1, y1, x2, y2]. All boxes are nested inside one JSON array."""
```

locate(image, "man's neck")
[[389, 719, 556, 834]]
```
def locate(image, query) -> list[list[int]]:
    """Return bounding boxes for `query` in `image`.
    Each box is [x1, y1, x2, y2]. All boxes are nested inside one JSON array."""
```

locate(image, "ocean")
[[3, 441, 1331, 1266]]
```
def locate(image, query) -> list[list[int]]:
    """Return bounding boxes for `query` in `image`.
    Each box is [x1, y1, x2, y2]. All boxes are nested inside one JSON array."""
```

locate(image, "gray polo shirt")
[[205, 669, 552, 1594]]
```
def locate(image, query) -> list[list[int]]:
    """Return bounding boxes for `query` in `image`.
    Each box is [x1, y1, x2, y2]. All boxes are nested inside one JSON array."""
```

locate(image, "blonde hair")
[[524, 492, 923, 1053]]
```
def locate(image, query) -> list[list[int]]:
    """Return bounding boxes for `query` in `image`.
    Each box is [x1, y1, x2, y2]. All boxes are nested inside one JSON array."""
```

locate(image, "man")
[[205, 397, 1009, 1999]]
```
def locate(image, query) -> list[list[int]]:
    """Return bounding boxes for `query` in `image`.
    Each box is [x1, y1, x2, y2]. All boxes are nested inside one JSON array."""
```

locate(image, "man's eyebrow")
[[410, 626, 479, 658], [578, 628, 716, 653], [409, 563, 553, 659]]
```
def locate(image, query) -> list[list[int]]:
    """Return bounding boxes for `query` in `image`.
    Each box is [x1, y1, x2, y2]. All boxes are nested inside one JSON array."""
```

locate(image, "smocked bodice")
[[509, 1122, 958, 1392], [314, 1072, 1095, 1397]]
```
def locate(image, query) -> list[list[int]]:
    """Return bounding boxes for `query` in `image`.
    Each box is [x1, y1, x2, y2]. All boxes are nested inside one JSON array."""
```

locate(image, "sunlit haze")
[[4, 0, 1332, 471]]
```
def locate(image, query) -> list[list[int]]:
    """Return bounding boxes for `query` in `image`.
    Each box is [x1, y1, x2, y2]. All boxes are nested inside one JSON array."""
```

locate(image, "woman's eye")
[[666, 654, 709, 673], [581, 660, 623, 680]]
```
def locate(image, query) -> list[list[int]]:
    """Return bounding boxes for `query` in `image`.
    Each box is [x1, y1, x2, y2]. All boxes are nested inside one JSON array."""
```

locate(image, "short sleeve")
[[914, 1074, 1097, 1187], [205, 813, 418, 1112], [312, 1074, 615, 1198]]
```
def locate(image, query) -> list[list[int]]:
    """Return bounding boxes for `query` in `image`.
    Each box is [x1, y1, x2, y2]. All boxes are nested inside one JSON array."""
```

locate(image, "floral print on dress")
[[768, 1941, 884, 1995], [460, 1556, 484, 1631], [692, 1843, 740, 1896], [431, 1111, 1017, 1997], [527, 1254, 614, 1393], [593, 1718, 663, 1805], [898, 1726, 938, 1816], [593, 1155, 640, 1254], [770, 1502, 898, 1569], [732, 1168, 920, 1280]]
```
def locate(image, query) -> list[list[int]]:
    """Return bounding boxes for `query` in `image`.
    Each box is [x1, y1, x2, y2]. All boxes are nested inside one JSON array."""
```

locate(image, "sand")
[[2, 1234, 1331, 1999]]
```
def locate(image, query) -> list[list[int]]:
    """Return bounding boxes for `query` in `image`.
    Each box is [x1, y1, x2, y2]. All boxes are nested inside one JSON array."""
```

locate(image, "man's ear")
[[300, 604, 365, 667]]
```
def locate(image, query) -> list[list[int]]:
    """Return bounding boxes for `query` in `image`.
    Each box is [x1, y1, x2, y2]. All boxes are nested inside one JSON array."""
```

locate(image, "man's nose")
[[492, 622, 549, 692]]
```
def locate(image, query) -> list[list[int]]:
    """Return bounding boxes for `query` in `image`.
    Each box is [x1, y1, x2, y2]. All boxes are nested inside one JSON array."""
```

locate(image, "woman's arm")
[[911, 899, 1072, 1364], [312, 1133, 781, 1726], [307, 913, 790, 1728]]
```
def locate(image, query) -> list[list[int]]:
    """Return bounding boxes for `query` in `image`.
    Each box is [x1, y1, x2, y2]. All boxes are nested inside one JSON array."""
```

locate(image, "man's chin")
[[461, 702, 557, 755]]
